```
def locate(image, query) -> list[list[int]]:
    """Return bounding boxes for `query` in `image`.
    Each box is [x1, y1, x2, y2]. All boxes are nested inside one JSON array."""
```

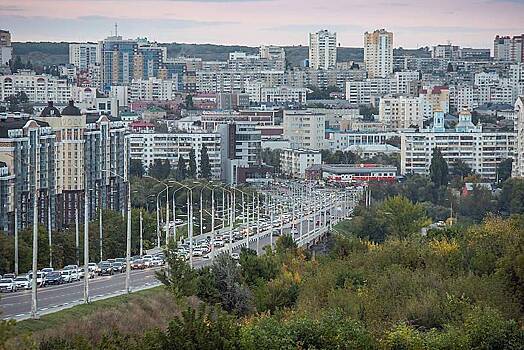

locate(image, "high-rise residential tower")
[[308, 30, 337, 70], [364, 29, 394, 78]]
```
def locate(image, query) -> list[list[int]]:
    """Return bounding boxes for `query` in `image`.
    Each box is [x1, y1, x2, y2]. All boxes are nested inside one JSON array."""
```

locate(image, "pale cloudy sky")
[[0, 0, 522, 48]]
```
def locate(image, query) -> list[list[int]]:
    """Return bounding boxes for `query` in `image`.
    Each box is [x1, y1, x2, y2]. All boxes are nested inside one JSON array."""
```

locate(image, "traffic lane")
[[0, 267, 161, 319]]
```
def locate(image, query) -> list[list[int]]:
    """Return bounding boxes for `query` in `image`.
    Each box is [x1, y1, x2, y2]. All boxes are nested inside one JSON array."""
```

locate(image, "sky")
[[0, 0, 522, 48]]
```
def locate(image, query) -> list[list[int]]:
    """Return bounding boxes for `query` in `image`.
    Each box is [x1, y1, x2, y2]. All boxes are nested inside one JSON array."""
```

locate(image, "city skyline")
[[0, 0, 522, 48]]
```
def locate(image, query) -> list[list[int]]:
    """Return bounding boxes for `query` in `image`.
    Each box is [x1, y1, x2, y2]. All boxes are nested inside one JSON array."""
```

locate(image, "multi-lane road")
[[1, 185, 358, 320]]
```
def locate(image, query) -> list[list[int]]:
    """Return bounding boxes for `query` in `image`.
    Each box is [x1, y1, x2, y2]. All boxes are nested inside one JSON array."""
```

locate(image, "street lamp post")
[[145, 176, 169, 245], [48, 194, 52, 268], [84, 185, 90, 304], [31, 177, 38, 319]]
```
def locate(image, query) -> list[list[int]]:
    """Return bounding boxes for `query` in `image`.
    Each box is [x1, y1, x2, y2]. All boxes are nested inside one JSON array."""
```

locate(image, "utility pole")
[[256, 192, 260, 255], [229, 191, 234, 253], [188, 190, 193, 268], [75, 205, 79, 266], [211, 189, 215, 237], [165, 186, 169, 245], [83, 187, 90, 304], [156, 197, 160, 249], [125, 181, 131, 293], [222, 190, 225, 229], [48, 194, 52, 267], [31, 182, 38, 319], [139, 210, 143, 256], [14, 206, 18, 276], [99, 208, 103, 261], [172, 194, 176, 243]]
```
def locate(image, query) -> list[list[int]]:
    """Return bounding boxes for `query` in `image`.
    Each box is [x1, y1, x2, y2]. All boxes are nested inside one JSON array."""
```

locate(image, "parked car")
[[0, 278, 17, 293], [60, 270, 74, 283], [46, 271, 63, 285], [98, 262, 113, 276]]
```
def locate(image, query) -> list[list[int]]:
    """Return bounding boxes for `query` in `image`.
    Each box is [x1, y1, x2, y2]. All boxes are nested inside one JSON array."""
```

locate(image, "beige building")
[[283, 110, 326, 150], [280, 148, 322, 178], [379, 96, 424, 129], [364, 29, 394, 78]]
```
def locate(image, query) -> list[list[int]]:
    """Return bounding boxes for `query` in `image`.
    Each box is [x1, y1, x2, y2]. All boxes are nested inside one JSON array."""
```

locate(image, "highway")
[[0, 185, 359, 321]]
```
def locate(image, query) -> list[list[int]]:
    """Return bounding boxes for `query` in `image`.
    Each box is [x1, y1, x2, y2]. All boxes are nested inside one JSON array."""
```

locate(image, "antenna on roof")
[[115, 23, 118, 37]]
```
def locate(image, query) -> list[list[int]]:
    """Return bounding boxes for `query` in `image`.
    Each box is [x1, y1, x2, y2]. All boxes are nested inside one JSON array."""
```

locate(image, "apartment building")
[[326, 130, 397, 151], [379, 96, 424, 129], [494, 35, 524, 62], [128, 131, 222, 178], [129, 78, 179, 101], [364, 29, 394, 78], [308, 30, 337, 70], [0, 71, 72, 103], [513, 96, 524, 177], [69, 43, 99, 70], [401, 110, 515, 181], [259, 86, 307, 104], [280, 148, 322, 178], [0, 29, 12, 66], [283, 110, 326, 150]]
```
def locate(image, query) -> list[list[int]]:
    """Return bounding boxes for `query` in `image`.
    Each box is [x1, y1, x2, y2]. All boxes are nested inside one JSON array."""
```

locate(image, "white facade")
[[327, 131, 398, 151], [128, 132, 222, 178], [364, 29, 394, 78], [69, 43, 99, 70], [259, 86, 307, 104], [379, 96, 424, 129], [0, 46, 12, 66], [0, 71, 72, 103], [513, 97, 524, 177], [280, 148, 322, 178], [129, 78, 178, 102], [308, 30, 337, 70], [283, 111, 326, 150], [401, 112, 516, 181], [345, 78, 393, 105]]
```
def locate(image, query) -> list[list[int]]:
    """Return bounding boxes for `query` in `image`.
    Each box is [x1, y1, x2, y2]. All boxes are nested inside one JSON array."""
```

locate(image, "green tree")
[[185, 94, 194, 109], [497, 158, 513, 184], [175, 155, 187, 181], [429, 148, 449, 187], [156, 241, 197, 299], [378, 196, 429, 239], [451, 159, 472, 178], [149, 159, 171, 180], [129, 159, 145, 177], [199, 145, 211, 179], [188, 149, 197, 179]]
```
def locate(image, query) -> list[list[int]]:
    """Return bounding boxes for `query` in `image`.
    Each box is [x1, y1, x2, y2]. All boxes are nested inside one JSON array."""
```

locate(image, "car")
[[192, 249, 203, 257], [112, 262, 124, 273], [29, 272, 46, 287], [2, 273, 15, 280], [45, 271, 63, 285], [107, 259, 116, 264], [14, 275, 31, 289], [152, 256, 164, 266], [142, 257, 153, 268], [98, 262, 113, 276], [0, 278, 17, 293], [88, 262, 99, 274], [115, 258, 126, 264], [213, 240, 225, 248], [131, 259, 144, 270], [60, 270, 74, 283], [63, 265, 79, 281], [79, 267, 95, 279], [41, 267, 54, 276]]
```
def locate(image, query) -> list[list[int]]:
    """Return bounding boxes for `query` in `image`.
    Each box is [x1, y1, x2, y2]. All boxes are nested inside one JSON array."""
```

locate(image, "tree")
[[129, 159, 145, 177], [451, 159, 472, 178], [429, 148, 449, 187], [188, 149, 197, 179], [185, 94, 194, 109], [497, 158, 513, 183], [175, 155, 187, 181], [377, 196, 429, 239], [149, 159, 171, 180], [156, 241, 197, 299], [199, 145, 211, 179]]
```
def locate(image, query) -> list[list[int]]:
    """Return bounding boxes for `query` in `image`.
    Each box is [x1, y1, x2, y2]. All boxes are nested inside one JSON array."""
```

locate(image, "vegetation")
[[429, 148, 449, 187], [199, 145, 211, 179]]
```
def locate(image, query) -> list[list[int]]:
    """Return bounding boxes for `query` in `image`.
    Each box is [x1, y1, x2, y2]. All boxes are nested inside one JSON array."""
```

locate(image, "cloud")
[[264, 24, 365, 32], [0, 5, 23, 12]]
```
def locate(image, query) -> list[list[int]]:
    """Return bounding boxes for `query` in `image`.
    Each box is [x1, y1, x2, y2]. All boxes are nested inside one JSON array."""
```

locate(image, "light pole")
[[103, 169, 131, 293], [145, 176, 169, 245], [84, 185, 90, 304], [48, 193, 52, 268], [75, 204, 79, 266], [14, 206, 18, 276]]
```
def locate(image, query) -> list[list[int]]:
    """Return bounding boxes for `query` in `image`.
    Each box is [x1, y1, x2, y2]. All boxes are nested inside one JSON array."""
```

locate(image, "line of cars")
[[0, 265, 96, 292]]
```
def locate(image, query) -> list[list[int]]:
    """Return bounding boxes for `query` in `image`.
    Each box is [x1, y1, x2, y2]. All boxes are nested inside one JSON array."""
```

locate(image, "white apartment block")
[[280, 148, 322, 178], [394, 71, 420, 95], [379, 96, 424, 129], [0, 46, 12, 66], [129, 78, 178, 101], [283, 110, 326, 150], [259, 45, 285, 62], [259, 86, 307, 104], [346, 78, 394, 105], [69, 43, 99, 70], [513, 97, 524, 177], [419, 86, 450, 119], [195, 70, 284, 94], [0, 71, 72, 103], [308, 30, 337, 70], [128, 132, 222, 178], [326, 131, 398, 151], [364, 29, 394, 78], [401, 111, 515, 181]]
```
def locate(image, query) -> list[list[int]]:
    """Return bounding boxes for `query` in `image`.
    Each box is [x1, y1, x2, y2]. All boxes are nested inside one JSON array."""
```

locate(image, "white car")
[[29, 272, 47, 287], [230, 253, 240, 260], [0, 278, 17, 293], [143, 257, 153, 268], [213, 240, 225, 248], [14, 275, 31, 290], [41, 267, 54, 276], [60, 270, 74, 283], [192, 249, 203, 257], [63, 265, 80, 281]]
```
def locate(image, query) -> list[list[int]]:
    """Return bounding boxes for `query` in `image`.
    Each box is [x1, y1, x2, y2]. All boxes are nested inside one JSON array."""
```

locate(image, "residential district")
[[0, 27, 524, 348]]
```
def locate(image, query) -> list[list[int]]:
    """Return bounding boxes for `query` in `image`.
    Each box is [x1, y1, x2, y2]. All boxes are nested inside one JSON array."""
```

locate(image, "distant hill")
[[11, 42, 430, 69]]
